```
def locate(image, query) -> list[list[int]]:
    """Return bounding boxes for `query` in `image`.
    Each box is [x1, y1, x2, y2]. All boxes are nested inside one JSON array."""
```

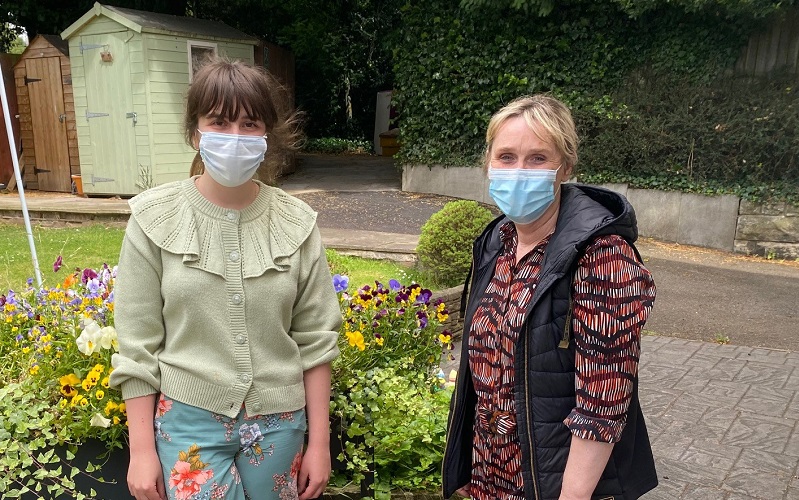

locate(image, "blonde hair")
[[185, 56, 302, 184], [484, 94, 578, 172]]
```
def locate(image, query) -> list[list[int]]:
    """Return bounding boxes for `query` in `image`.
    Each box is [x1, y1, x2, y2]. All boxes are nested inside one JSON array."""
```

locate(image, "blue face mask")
[[488, 167, 561, 225]]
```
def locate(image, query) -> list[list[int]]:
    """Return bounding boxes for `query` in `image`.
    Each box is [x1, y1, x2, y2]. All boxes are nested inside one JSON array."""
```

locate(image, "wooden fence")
[[735, 8, 799, 76]]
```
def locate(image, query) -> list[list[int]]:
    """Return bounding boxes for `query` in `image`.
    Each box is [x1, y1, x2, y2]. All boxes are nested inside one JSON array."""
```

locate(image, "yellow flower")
[[59, 373, 81, 387], [95, 390, 105, 400], [92, 364, 105, 373], [346, 330, 366, 351], [79, 398, 89, 407], [439, 333, 452, 344], [29, 364, 40, 375], [437, 312, 449, 322], [113, 416, 121, 425], [104, 401, 118, 415], [58, 399, 68, 409], [70, 394, 83, 407], [101, 377, 110, 388], [81, 378, 94, 391], [118, 402, 127, 414], [21, 346, 30, 354], [375, 336, 385, 346]]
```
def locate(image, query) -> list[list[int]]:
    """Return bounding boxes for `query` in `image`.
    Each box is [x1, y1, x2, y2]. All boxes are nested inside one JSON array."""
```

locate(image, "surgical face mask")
[[198, 130, 267, 187], [488, 167, 561, 225]]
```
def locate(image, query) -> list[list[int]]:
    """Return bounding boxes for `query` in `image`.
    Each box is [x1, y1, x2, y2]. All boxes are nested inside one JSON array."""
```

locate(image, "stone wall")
[[735, 200, 799, 259], [431, 284, 465, 339], [402, 165, 799, 260]]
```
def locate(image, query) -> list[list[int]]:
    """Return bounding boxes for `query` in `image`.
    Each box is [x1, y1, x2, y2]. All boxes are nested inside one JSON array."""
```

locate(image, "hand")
[[455, 485, 472, 498], [127, 448, 166, 500], [297, 443, 331, 500]]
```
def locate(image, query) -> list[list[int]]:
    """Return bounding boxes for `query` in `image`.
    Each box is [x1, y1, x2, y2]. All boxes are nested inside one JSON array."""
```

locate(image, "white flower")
[[99, 326, 118, 352], [76, 319, 102, 355], [90, 412, 111, 428]]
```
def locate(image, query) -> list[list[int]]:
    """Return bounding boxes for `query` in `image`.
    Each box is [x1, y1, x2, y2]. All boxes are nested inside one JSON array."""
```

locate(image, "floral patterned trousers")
[[154, 394, 307, 500]]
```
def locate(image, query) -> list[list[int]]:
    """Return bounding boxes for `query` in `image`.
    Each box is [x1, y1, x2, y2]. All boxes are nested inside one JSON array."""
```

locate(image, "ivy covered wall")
[[392, 0, 798, 202]]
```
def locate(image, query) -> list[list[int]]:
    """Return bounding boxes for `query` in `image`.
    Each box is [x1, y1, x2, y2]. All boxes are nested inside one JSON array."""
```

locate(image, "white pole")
[[0, 63, 43, 288]]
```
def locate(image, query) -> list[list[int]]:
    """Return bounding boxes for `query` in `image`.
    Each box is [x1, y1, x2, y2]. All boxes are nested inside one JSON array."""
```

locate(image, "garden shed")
[[13, 35, 78, 192], [61, 2, 259, 196]]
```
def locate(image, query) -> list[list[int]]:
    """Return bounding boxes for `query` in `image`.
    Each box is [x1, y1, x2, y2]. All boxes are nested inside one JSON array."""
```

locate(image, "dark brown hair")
[[184, 56, 302, 184]]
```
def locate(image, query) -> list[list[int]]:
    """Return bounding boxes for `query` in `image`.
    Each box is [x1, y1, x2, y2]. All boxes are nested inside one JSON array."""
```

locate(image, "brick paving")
[[639, 336, 799, 500]]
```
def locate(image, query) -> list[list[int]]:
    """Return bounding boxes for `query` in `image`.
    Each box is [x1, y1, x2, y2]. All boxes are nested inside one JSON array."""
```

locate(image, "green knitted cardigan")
[[110, 177, 342, 417]]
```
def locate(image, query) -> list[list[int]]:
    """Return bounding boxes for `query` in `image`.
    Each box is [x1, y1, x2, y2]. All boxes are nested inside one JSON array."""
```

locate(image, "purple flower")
[[53, 255, 63, 273], [389, 279, 401, 291], [332, 274, 349, 293], [397, 307, 405, 316], [375, 308, 388, 319], [26, 277, 33, 286], [0, 295, 5, 306], [81, 268, 98, 285], [416, 310, 428, 329], [415, 289, 433, 305], [87, 278, 101, 296]]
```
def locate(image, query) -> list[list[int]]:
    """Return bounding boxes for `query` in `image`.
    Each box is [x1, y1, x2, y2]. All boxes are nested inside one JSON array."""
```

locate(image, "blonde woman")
[[443, 95, 657, 500]]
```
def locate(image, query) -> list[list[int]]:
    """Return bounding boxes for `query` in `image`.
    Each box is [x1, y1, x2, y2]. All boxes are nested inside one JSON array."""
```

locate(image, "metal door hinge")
[[86, 111, 110, 120], [24, 76, 41, 85], [91, 175, 115, 185], [80, 42, 107, 54], [126, 112, 138, 126]]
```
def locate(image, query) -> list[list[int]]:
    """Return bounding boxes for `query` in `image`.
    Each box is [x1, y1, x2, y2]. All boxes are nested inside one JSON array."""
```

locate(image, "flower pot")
[[21, 439, 132, 499], [71, 174, 85, 197]]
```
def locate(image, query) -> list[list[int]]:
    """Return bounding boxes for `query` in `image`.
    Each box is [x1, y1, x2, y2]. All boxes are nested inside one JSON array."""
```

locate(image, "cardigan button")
[[226, 211, 237, 221], [235, 334, 246, 344], [239, 373, 251, 384], [231, 294, 242, 305], [229, 251, 240, 262]]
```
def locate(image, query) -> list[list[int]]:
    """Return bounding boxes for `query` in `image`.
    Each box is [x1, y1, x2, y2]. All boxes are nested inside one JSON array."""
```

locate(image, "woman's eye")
[[499, 154, 514, 162]]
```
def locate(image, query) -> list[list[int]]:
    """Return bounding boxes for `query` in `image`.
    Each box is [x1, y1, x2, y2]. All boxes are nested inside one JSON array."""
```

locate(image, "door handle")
[[126, 112, 137, 126], [59, 114, 66, 123]]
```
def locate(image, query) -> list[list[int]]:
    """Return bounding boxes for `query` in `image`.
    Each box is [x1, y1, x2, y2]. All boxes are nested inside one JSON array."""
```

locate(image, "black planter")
[[21, 439, 132, 500]]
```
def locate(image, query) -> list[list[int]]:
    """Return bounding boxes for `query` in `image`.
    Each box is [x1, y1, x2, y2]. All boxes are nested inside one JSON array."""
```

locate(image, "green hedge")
[[392, 1, 797, 202]]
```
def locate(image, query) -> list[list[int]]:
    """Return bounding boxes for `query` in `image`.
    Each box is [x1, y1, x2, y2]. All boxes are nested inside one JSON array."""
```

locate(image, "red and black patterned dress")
[[467, 222, 656, 500]]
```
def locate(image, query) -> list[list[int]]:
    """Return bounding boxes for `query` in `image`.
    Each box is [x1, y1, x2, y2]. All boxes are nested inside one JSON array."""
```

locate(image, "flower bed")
[[0, 264, 453, 499]]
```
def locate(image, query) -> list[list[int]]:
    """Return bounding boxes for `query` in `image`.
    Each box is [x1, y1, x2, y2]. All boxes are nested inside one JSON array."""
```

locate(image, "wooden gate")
[[25, 57, 71, 192]]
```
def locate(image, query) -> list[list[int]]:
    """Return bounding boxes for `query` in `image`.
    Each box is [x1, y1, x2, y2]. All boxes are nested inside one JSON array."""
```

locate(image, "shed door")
[[81, 33, 138, 195], [25, 57, 71, 192]]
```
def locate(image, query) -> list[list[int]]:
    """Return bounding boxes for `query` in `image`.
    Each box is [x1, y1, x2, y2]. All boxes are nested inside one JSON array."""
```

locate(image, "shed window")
[[188, 41, 217, 79]]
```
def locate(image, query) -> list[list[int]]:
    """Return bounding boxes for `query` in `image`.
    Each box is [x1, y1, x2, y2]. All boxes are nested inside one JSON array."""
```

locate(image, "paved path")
[[2, 153, 799, 498]]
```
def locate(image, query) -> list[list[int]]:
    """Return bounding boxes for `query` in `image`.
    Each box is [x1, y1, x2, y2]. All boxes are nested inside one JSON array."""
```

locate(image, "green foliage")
[[330, 365, 451, 497], [417, 200, 495, 288], [304, 137, 373, 155], [393, 0, 797, 202], [575, 74, 799, 204]]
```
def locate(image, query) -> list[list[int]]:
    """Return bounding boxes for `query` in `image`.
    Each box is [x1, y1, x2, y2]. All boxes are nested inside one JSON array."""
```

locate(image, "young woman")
[[442, 95, 658, 500], [110, 57, 341, 500]]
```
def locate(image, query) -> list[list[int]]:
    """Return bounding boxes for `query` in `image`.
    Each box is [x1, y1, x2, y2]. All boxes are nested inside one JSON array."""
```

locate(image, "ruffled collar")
[[129, 177, 317, 278]]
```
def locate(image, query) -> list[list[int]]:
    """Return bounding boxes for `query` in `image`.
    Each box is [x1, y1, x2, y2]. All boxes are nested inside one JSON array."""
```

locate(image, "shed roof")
[[40, 35, 70, 56], [61, 2, 259, 43]]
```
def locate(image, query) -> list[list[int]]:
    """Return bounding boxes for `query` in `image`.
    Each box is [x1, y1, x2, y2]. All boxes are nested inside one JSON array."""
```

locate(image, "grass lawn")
[[0, 222, 426, 292]]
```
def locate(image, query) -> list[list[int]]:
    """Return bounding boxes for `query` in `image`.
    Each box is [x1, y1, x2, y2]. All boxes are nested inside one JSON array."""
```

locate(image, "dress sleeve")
[[563, 235, 656, 443], [109, 215, 165, 400], [289, 225, 342, 371]]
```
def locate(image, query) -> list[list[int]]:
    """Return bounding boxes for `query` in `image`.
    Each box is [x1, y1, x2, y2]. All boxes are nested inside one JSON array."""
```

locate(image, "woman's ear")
[[192, 129, 201, 150]]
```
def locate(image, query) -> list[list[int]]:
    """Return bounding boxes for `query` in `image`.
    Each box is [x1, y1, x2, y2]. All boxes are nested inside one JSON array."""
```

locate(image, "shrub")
[[303, 137, 373, 155], [417, 200, 495, 288]]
